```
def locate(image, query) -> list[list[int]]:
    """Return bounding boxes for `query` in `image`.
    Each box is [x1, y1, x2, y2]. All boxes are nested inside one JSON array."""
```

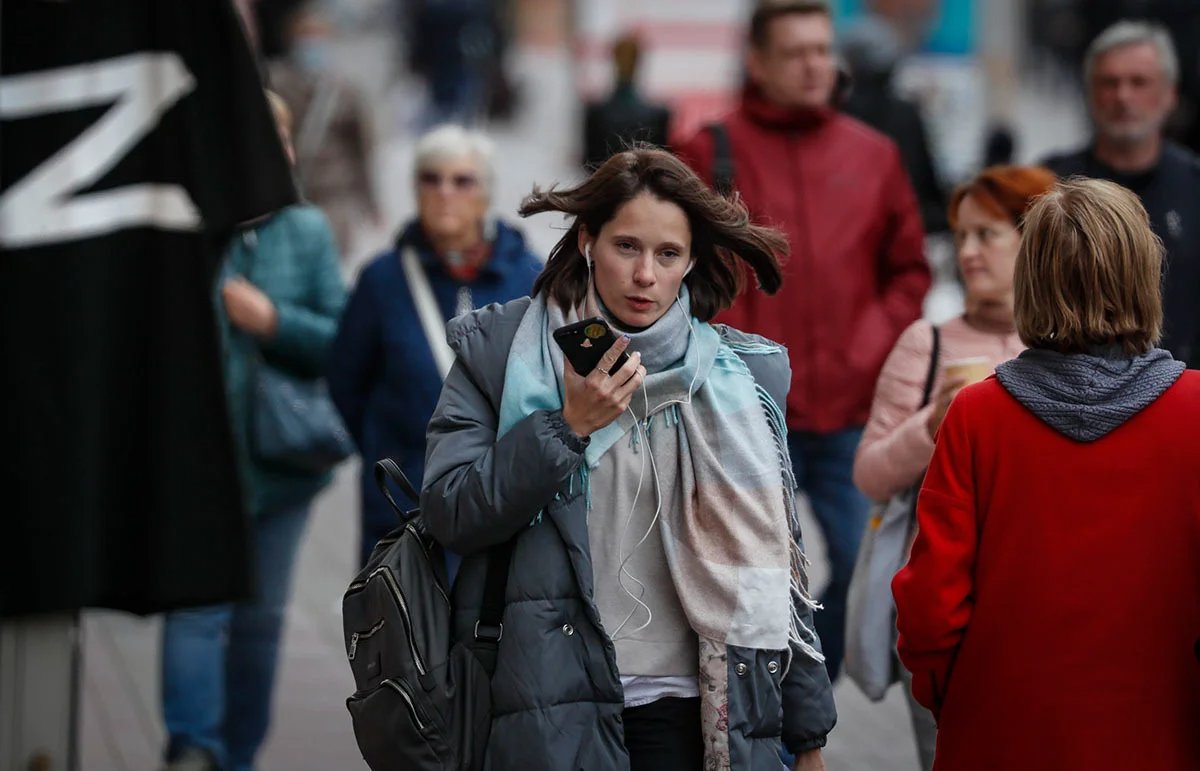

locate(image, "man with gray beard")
[[1044, 20, 1200, 365]]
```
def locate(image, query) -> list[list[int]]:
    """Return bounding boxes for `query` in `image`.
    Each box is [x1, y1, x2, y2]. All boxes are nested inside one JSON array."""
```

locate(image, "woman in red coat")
[[893, 178, 1200, 771]]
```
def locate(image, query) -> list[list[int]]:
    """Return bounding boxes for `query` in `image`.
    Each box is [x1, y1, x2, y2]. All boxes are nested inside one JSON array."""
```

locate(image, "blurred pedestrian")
[[893, 178, 1200, 770], [840, 15, 947, 234], [421, 147, 835, 771], [582, 32, 672, 169], [328, 125, 542, 566], [254, 0, 305, 59], [677, 0, 931, 682], [404, 0, 506, 127], [268, 3, 379, 259], [1042, 20, 1200, 365], [161, 91, 348, 771], [852, 165, 1055, 771]]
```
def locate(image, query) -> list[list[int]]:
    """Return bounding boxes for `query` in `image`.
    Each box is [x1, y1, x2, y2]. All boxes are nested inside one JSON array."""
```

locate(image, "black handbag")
[[343, 460, 514, 771], [252, 355, 353, 472]]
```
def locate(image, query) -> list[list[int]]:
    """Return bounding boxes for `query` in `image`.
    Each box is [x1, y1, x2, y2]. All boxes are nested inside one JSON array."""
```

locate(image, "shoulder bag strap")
[[294, 75, 341, 173], [706, 122, 735, 197], [919, 325, 941, 409], [402, 246, 456, 380], [907, 325, 942, 524]]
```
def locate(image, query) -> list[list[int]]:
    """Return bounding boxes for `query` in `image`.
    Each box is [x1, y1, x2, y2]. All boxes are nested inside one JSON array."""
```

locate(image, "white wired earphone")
[[584, 242, 699, 640]]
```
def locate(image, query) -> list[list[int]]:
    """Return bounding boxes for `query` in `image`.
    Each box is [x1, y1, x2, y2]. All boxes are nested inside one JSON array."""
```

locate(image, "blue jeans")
[[787, 427, 872, 682], [161, 503, 310, 771]]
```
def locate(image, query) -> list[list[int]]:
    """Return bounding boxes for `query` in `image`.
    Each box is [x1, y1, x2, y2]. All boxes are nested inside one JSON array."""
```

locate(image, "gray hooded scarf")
[[995, 347, 1185, 442]]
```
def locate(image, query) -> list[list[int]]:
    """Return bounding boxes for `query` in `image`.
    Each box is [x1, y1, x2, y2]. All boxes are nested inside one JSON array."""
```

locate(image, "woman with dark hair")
[[893, 178, 1200, 769], [420, 148, 837, 770]]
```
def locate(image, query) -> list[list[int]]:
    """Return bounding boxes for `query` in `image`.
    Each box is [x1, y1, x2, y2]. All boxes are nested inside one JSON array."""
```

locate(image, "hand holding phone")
[[553, 317, 631, 376], [554, 318, 645, 437]]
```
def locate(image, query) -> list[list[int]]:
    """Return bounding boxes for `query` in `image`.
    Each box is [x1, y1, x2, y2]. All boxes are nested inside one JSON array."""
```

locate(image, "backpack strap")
[[919, 325, 941, 409], [473, 539, 514, 646], [374, 458, 420, 521], [375, 458, 514, 668], [706, 122, 735, 196]]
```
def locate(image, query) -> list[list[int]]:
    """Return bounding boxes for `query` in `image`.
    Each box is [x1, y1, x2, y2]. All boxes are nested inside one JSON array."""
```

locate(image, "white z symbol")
[[0, 52, 202, 248]]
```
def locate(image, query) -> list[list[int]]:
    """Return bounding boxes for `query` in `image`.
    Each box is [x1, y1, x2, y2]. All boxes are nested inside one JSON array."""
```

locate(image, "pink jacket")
[[853, 316, 1024, 502]]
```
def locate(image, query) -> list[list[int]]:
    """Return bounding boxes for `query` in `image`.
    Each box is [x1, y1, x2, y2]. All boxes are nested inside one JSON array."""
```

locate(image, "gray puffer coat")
[[421, 297, 837, 770]]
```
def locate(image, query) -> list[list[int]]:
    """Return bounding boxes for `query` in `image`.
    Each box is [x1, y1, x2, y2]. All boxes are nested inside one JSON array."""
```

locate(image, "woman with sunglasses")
[[328, 124, 542, 565]]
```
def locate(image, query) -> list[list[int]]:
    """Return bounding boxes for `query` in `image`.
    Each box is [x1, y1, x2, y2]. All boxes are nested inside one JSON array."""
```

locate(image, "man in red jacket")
[[678, 0, 930, 681]]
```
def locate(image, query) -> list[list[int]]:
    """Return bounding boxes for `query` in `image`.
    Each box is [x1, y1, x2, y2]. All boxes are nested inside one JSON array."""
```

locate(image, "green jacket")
[[218, 204, 348, 514]]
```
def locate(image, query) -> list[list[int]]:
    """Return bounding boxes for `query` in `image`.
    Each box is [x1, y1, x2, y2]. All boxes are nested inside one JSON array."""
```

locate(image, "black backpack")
[[343, 459, 514, 771]]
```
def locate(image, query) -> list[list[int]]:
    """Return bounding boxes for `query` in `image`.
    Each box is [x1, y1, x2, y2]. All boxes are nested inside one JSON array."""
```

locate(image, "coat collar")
[[395, 219, 520, 281], [740, 83, 835, 132]]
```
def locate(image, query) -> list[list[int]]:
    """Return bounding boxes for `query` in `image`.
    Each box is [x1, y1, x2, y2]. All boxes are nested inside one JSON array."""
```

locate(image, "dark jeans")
[[623, 697, 703, 771], [161, 503, 311, 771], [787, 427, 873, 681]]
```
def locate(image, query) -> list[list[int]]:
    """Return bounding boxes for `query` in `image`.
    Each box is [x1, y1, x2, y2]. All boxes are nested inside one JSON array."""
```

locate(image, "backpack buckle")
[[474, 621, 503, 643]]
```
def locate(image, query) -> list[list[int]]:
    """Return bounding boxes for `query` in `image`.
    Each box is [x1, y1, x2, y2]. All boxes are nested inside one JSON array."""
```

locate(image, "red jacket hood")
[[675, 88, 930, 432], [740, 84, 836, 132]]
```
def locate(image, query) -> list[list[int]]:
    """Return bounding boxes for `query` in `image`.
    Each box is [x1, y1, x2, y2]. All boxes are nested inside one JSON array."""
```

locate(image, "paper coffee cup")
[[942, 356, 992, 385]]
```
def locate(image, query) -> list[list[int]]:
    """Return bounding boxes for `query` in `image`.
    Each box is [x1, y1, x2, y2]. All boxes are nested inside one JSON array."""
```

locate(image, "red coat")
[[677, 87, 929, 432], [893, 373, 1200, 770]]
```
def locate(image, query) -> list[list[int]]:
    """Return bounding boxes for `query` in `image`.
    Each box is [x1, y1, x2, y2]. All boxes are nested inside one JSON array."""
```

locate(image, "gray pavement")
[[78, 18, 1089, 771]]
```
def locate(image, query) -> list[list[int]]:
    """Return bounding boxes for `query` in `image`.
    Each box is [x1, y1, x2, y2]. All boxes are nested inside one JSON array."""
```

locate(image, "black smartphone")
[[553, 317, 631, 377]]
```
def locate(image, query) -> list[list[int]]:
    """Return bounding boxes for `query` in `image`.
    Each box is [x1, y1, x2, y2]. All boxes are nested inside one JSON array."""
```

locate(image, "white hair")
[[413, 124, 496, 198], [1084, 20, 1179, 85]]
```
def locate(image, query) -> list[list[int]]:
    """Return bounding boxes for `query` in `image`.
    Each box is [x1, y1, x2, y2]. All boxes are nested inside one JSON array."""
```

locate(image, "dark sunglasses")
[[418, 170, 480, 191]]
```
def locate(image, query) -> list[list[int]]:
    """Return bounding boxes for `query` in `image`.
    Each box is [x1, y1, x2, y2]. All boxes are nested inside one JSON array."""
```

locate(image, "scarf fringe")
[[754, 383, 826, 667], [626, 404, 682, 453]]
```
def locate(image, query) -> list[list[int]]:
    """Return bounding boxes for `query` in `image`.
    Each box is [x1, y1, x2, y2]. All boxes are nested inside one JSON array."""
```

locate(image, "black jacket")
[[1043, 141, 1200, 365], [583, 84, 671, 170]]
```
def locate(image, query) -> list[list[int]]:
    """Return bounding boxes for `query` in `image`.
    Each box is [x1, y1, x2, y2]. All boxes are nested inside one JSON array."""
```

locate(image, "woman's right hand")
[[562, 335, 646, 438], [926, 377, 968, 439]]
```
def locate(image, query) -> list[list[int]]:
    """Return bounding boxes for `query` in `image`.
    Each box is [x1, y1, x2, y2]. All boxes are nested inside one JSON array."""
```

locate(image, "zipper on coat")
[[385, 679, 427, 732], [348, 618, 386, 661]]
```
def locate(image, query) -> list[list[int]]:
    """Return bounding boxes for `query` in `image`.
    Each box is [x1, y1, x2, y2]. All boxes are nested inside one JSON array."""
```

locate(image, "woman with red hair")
[[893, 178, 1200, 769], [851, 165, 1056, 769]]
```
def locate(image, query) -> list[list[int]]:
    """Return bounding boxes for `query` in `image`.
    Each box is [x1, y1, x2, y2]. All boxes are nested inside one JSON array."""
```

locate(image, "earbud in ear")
[[584, 244, 592, 265], [683, 259, 696, 277]]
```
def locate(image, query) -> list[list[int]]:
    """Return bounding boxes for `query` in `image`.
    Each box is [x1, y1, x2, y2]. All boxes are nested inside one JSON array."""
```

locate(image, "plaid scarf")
[[497, 290, 821, 767]]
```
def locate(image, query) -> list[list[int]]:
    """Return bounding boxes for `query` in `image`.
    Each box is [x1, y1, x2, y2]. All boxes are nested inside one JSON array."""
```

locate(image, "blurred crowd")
[[3, 1, 1200, 770]]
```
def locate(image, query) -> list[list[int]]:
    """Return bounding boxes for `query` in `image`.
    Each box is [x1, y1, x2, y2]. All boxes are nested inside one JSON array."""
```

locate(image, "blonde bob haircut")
[[1015, 177, 1163, 355]]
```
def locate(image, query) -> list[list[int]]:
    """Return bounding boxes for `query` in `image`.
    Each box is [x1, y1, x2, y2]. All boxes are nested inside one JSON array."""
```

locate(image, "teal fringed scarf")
[[497, 291, 819, 657]]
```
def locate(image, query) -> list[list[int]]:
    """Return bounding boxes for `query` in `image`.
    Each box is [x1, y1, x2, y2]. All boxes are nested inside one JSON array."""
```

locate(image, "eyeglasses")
[[418, 170, 480, 192]]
